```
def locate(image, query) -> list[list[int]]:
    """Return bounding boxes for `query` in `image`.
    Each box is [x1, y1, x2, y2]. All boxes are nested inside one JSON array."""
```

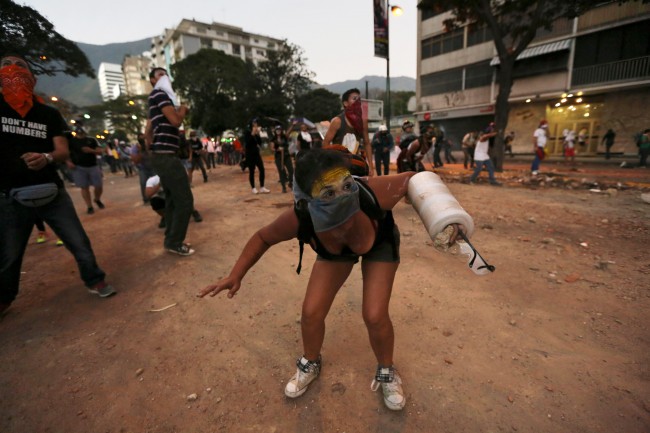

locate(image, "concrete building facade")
[[416, 2, 650, 156], [150, 18, 284, 74], [122, 55, 153, 97], [97, 62, 127, 101]]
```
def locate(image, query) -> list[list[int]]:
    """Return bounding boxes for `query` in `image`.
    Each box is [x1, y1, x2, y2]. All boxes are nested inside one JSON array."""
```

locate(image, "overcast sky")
[[20, 0, 418, 85]]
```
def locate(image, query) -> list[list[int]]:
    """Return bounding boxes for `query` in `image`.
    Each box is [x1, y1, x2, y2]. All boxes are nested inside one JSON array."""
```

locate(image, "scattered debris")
[[149, 303, 178, 312]]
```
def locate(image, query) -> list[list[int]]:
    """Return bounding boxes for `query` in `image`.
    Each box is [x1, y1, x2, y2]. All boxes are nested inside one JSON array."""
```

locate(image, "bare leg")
[[361, 260, 399, 366], [80, 187, 92, 208], [93, 186, 103, 201], [300, 260, 354, 360]]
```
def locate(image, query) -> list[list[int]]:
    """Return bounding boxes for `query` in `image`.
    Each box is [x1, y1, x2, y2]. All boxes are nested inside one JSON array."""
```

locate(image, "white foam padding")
[[407, 171, 474, 239]]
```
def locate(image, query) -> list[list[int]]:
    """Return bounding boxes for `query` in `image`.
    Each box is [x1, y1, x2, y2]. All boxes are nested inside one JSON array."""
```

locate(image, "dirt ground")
[[1, 157, 649, 433]]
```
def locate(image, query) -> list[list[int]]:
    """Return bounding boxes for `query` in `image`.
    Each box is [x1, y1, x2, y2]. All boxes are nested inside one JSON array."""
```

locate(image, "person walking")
[[144, 67, 194, 256], [1, 54, 116, 316], [67, 127, 105, 214], [371, 125, 394, 176], [639, 129, 650, 168], [531, 120, 548, 176], [461, 131, 477, 169], [270, 125, 294, 193], [188, 131, 208, 183], [244, 118, 269, 194], [602, 129, 616, 160], [469, 124, 501, 185]]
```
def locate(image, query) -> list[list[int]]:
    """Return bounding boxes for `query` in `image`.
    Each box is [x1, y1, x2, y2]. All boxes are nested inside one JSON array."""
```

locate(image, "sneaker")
[[192, 210, 203, 222], [87, 206, 94, 215], [94, 199, 105, 209], [285, 355, 321, 398], [56, 239, 64, 247], [87, 282, 117, 298], [371, 367, 406, 411], [259, 187, 271, 194], [531, 170, 539, 176], [252, 188, 259, 194], [158, 217, 166, 229], [489, 181, 502, 186], [36, 232, 46, 244], [166, 244, 195, 256]]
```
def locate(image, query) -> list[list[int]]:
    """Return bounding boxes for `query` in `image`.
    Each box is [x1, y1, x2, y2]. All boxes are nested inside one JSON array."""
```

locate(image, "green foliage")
[[377, 90, 415, 117], [0, 0, 94, 78], [171, 48, 252, 134], [84, 95, 148, 137], [171, 41, 315, 134], [294, 88, 341, 122]]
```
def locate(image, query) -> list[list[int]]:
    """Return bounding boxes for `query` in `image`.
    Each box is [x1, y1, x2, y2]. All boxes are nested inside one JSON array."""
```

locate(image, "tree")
[[171, 48, 252, 134], [294, 88, 341, 122], [84, 95, 148, 137], [0, 0, 94, 78], [378, 90, 415, 117], [253, 41, 314, 121], [417, 0, 639, 171]]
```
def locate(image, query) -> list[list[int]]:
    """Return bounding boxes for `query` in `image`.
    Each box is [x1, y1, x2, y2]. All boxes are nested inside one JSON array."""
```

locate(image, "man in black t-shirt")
[[188, 131, 208, 183], [67, 128, 105, 214], [0, 54, 116, 316]]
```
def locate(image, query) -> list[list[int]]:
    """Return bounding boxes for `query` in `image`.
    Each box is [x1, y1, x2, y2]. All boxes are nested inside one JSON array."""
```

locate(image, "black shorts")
[[150, 196, 165, 211]]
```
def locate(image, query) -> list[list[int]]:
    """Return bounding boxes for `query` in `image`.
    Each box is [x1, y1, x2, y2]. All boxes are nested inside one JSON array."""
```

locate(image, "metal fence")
[[572, 56, 650, 86]]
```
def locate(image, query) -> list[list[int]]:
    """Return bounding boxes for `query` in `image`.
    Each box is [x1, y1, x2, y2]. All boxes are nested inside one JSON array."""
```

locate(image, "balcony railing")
[[572, 55, 650, 87]]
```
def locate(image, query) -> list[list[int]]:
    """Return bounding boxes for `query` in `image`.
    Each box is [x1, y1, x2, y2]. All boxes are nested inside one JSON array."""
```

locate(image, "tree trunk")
[[493, 58, 516, 172]]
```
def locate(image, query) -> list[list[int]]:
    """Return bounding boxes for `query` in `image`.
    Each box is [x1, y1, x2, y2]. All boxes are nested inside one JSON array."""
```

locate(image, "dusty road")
[[1, 159, 649, 433]]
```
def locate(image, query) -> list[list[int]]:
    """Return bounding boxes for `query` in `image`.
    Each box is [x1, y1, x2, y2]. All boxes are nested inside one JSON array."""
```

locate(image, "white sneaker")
[[531, 170, 539, 176], [252, 188, 259, 194], [259, 186, 271, 194], [371, 367, 406, 410], [285, 356, 321, 398]]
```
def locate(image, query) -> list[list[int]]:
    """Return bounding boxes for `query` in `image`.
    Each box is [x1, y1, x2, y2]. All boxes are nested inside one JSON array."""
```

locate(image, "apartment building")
[[97, 62, 127, 101], [416, 2, 650, 155], [150, 18, 284, 74], [122, 54, 153, 97]]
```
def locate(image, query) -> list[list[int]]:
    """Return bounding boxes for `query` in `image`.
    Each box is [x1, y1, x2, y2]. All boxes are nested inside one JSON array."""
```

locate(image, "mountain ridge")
[[35, 40, 415, 107]]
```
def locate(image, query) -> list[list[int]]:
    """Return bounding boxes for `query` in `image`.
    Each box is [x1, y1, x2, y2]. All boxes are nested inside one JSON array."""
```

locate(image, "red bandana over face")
[[0, 64, 36, 117], [344, 98, 364, 136]]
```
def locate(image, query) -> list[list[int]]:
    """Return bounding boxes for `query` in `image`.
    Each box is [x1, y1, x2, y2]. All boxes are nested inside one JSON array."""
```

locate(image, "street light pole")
[[385, 4, 403, 130], [386, 3, 391, 129]]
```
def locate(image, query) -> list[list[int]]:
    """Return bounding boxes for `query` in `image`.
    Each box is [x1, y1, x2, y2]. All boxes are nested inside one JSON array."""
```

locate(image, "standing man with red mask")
[[0, 54, 116, 316], [323, 88, 374, 175]]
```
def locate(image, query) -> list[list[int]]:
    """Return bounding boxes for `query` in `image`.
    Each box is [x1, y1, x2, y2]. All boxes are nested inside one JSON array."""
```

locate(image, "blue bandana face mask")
[[307, 181, 360, 232]]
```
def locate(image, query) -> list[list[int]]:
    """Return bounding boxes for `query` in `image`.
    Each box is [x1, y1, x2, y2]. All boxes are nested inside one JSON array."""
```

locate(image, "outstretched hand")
[[197, 276, 241, 299]]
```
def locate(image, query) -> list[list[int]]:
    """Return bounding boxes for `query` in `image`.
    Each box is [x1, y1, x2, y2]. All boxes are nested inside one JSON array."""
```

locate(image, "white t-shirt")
[[473, 138, 490, 161], [534, 128, 547, 148]]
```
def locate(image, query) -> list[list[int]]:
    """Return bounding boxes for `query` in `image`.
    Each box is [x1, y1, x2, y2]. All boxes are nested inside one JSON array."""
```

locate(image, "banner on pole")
[[374, 0, 388, 59]]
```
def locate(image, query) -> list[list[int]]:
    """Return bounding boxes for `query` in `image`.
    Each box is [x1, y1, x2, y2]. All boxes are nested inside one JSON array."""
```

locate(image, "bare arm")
[[366, 171, 415, 210], [161, 105, 188, 128], [322, 116, 341, 147], [198, 209, 299, 299], [144, 119, 153, 148]]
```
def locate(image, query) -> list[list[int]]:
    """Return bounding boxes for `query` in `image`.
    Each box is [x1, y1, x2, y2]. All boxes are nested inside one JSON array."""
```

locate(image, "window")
[[421, 5, 447, 21], [200, 37, 212, 49], [510, 52, 569, 79], [267, 42, 275, 48], [467, 23, 492, 47], [232, 44, 241, 55], [196, 27, 206, 34], [421, 67, 463, 96], [421, 28, 464, 59], [465, 61, 492, 89], [574, 19, 650, 67]]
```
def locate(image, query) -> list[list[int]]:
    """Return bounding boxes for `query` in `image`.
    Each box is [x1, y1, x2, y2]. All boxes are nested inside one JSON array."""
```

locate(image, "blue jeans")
[[469, 159, 497, 183], [531, 148, 543, 172], [150, 154, 194, 249], [0, 188, 106, 304]]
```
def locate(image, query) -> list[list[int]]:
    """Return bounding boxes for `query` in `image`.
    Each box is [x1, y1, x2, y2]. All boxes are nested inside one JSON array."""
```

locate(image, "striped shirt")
[[148, 89, 179, 153]]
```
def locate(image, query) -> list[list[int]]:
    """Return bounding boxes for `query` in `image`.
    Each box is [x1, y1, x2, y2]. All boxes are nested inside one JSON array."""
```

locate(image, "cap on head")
[[539, 119, 548, 127], [402, 120, 414, 131], [378, 125, 388, 132]]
